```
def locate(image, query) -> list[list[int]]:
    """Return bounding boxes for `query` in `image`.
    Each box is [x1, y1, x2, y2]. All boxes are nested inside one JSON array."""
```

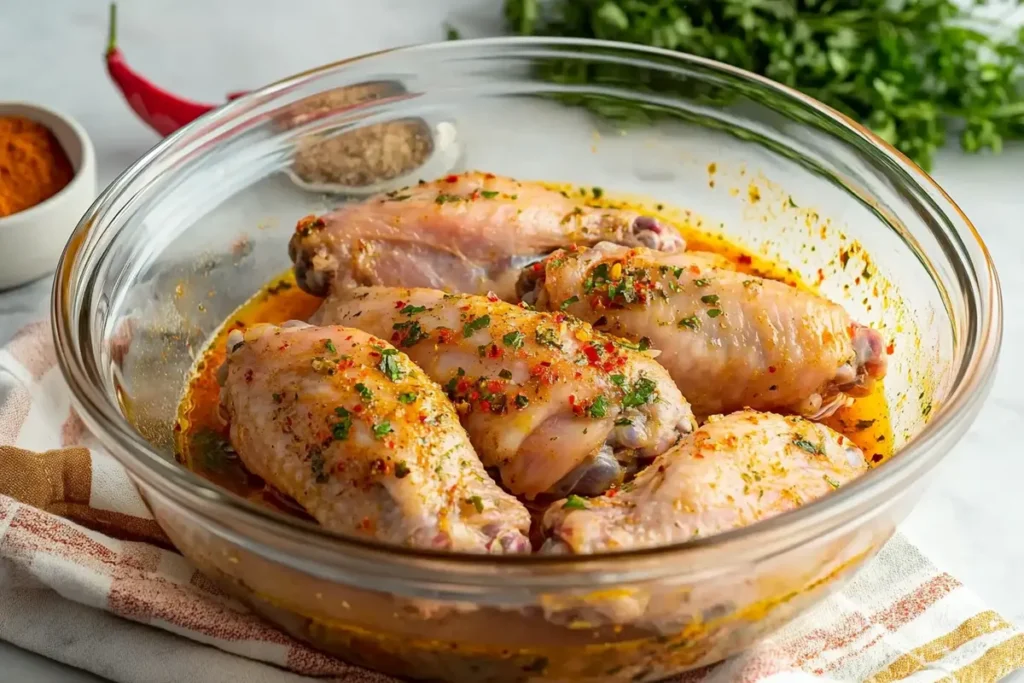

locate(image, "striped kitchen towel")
[[1, 319, 1022, 683]]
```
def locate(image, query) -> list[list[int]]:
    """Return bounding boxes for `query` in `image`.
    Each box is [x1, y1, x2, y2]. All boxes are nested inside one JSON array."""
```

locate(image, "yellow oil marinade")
[[175, 199, 893, 510]]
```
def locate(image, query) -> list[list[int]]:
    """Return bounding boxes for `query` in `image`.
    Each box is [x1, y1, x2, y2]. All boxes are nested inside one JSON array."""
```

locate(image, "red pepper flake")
[[583, 345, 601, 365], [486, 344, 503, 359], [532, 262, 544, 272], [445, 174, 459, 183], [437, 328, 455, 344], [479, 400, 491, 413], [394, 300, 407, 309], [486, 292, 499, 302], [886, 341, 895, 355], [486, 380, 503, 394], [419, 413, 428, 423], [553, 313, 567, 323], [604, 341, 616, 354], [768, 366, 776, 373], [484, 172, 495, 179], [469, 390, 481, 401], [738, 254, 752, 265], [244, 369, 253, 383], [457, 379, 471, 393], [353, 404, 364, 413]]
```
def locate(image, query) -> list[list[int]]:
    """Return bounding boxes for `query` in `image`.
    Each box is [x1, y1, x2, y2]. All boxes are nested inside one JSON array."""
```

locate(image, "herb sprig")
[[503, 0, 1024, 170]]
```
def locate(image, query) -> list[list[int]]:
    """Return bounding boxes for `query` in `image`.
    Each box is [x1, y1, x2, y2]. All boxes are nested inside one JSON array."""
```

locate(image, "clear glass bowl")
[[53, 38, 1001, 682]]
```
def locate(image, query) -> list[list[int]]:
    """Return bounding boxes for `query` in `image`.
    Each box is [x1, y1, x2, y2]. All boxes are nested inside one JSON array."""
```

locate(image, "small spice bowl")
[[0, 102, 97, 290]]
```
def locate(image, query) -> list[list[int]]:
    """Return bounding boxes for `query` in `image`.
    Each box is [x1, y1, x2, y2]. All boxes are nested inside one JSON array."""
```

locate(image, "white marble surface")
[[2, 1, 1024, 681]]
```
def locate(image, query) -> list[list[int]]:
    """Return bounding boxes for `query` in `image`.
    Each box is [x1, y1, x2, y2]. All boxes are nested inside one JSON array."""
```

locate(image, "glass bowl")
[[52, 38, 1001, 682]]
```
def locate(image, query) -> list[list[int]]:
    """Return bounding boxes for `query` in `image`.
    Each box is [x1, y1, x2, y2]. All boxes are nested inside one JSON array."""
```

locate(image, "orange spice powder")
[[0, 116, 75, 218]]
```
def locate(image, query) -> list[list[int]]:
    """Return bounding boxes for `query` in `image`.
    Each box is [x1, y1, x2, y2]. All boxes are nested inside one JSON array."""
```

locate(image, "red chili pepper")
[[104, 3, 245, 136]]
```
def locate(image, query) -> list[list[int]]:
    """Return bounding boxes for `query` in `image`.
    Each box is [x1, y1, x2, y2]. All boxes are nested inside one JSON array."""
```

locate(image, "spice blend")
[[0, 116, 75, 218]]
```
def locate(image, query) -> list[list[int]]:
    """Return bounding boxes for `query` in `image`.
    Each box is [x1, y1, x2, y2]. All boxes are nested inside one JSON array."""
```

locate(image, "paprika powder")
[[0, 116, 75, 218]]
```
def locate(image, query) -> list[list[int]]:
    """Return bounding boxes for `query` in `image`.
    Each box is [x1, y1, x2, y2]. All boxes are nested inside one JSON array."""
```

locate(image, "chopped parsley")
[[395, 461, 411, 478], [792, 438, 823, 455], [609, 374, 626, 387], [480, 190, 499, 199], [700, 294, 720, 305], [562, 494, 587, 510], [503, 330, 525, 349], [498, 368, 513, 380], [622, 375, 658, 408], [694, 278, 710, 287], [399, 304, 427, 316], [707, 308, 723, 318], [467, 495, 485, 513], [378, 348, 404, 381], [323, 339, 337, 354], [435, 193, 461, 204], [392, 320, 428, 347], [616, 337, 652, 352], [586, 395, 609, 418], [373, 421, 393, 439], [614, 417, 633, 427], [398, 392, 418, 404], [332, 407, 352, 441], [560, 295, 580, 310], [515, 394, 529, 408], [463, 314, 491, 337], [678, 315, 701, 330], [583, 262, 611, 294], [534, 327, 561, 348], [355, 383, 373, 401], [445, 368, 466, 394], [823, 474, 840, 489], [592, 186, 604, 198]]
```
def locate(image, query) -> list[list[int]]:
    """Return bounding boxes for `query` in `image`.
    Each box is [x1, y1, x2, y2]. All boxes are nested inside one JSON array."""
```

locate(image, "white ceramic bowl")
[[0, 102, 97, 290]]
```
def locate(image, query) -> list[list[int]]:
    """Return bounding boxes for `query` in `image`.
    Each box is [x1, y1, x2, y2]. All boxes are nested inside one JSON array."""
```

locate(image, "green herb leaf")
[[515, 393, 530, 408], [480, 190, 499, 199], [562, 494, 588, 510], [586, 395, 609, 418], [398, 392, 418, 404], [534, 327, 562, 348], [707, 308, 723, 318], [560, 295, 580, 310], [792, 438, 823, 455], [823, 474, 841, 490], [463, 314, 491, 337], [392, 320, 428, 347], [373, 421, 393, 439], [503, 330, 526, 349], [395, 461, 411, 478], [310, 447, 329, 484], [694, 278, 710, 287], [614, 417, 633, 426], [323, 339, 337, 354], [399, 304, 427, 316], [610, 374, 626, 387], [467, 495, 485, 512], [333, 407, 353, 441], [355, 383, 373, 402], [622, 375, 657, 408], [678, 315, 700, 330], [499, 368, 513, 380], [700, 294, 720, 305], [378, 348, 404, 381]]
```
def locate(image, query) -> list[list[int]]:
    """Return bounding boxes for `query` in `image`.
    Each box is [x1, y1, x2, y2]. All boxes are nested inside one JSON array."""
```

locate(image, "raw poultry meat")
[[313, 287, 696, 500], [518, 242, 887, 418], [218, 320, 531, 553], [541, 410, 868, 554], [288, 171, 685, 302]]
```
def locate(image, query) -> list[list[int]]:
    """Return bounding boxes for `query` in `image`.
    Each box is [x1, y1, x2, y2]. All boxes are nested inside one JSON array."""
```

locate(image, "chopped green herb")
[[333, 407, 353, 441], [587, 395, 609, 418], [435, 193, 461, 204], [463, 314, 491, 337], [592, 186, 604, 198], [373, 421, 393, 439], [562, 494, 588, 510], [694, 278, 710, 287], [498, 368, 513, 380], [323, 339, 337, 354], [792, 438, 823, 455], [700, 294, 720, 305], [392, 320, 428, 347], [610, 374, 626, 387], [560, 295, 580, 310], [444, 23, 460, 40], [707, 308, 723, 318], [515, 394, 529, 408], [622, 375, 658, 408], [387, 193, 411, 201], [638, 336, 651, 352], [823, 474, 840, 489], [467, 495, 485, 513], [502, 330, 525, 350], [672, 267, 684, 278], [355, 383, 373, 401], [678, 315, 700, 330], [399, 304, 427, 316], [398, 392, 418, 404], [788, 197, 798, 208], [480, 190, 499, 199], [614, 417, 633, 427], [395, 461, 411, 478], [534, 327, 561, 348], [378, 348, 404, 381]]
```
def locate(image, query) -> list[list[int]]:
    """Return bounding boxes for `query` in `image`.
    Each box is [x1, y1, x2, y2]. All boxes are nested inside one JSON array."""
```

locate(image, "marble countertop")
[[3, 1, 1024, 681]]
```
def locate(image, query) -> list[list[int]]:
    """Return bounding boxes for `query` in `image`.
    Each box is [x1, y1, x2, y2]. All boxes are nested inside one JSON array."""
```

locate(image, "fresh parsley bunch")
[[503, 0, 1024, 170]]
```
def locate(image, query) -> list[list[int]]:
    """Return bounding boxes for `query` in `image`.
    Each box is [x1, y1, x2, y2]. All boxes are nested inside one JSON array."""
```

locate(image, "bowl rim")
[[52, 36, 1003, 572], [0, 101, 96, 228]]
